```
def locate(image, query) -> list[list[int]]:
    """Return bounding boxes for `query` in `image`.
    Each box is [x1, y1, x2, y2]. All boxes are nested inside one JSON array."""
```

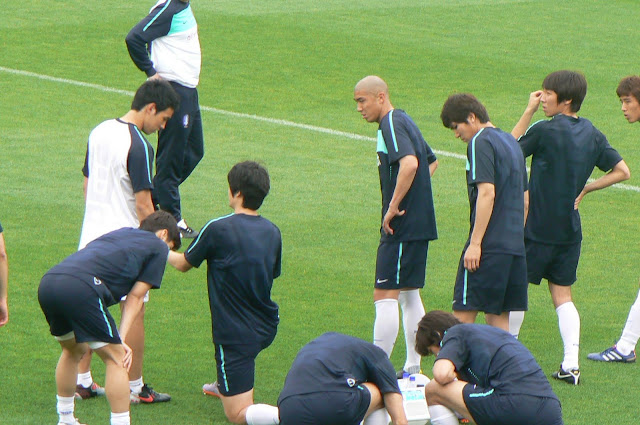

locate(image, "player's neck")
[[233, 206, 259, 216], [119, 110, 144, 130]]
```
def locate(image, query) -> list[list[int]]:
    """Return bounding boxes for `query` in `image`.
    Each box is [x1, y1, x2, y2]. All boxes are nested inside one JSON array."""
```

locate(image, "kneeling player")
[[169, 161, 281, 425], [278, 332, 408, 425], [416, 311, 563, 425], [38, 211, 180, 425]]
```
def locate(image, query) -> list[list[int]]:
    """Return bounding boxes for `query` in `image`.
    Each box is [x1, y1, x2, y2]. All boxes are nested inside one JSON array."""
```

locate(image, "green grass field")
[[2, 0, 640, 423]]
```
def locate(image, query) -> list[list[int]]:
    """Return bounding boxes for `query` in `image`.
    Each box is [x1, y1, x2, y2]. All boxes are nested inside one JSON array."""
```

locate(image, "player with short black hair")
[[588, 75, 640, 364], [354, 75, 438, 378], [39, 211, 179, 425], [169, 161, 281, 425], [416, 310, 564, 425], [130, 79, 180, 114], [510, 70, 631, 384], [440, 93, 528, 331]]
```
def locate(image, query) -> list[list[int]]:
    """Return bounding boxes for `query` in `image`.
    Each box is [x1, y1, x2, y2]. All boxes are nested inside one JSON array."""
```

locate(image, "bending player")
[[169, 161, 281, 425], [416, 310, 563, 425], [38, 211, 180, 425]]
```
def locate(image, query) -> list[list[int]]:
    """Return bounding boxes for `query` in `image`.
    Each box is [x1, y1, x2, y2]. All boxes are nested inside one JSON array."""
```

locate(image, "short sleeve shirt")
[[437, 324, 558, 400], [185, 213, 282, 345], [47, 228, 169, 305], [466, 127, 527, 255], [377, 109, 438, 243], [278, 332, 400, 403], [518, 115, 622, 244]]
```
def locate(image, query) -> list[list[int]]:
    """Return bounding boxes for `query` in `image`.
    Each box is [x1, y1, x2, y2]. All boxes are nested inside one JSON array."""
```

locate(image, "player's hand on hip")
[[574, 190, 586, 210], [383, 206, 405, 235], [464, 244, 481, 272]]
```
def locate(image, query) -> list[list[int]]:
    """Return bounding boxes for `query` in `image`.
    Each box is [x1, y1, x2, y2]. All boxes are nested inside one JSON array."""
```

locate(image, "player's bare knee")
[[424, 380, 444, 405], [94, 343, 125, 366]]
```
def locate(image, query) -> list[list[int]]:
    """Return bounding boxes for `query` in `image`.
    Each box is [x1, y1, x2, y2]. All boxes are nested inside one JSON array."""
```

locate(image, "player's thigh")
[[546, 242, 580, 286], [463, 389, 563, 425], [453, 253, 513, 314], [214, 342, 263, 397]]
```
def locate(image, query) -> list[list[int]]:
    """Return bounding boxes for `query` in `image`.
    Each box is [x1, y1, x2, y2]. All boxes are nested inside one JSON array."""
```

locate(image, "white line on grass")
[[3, 65, 638, 193]]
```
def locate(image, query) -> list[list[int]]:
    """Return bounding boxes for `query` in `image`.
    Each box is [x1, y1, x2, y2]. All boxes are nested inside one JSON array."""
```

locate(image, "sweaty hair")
[[415, 310, 461, 356], [139, 210, 181, 250], [228, 161, 271, 210], [131, 79, 180, 113], [616, 76, 640, 102], [440, 93, 490, 128], [542, 70, 587, 113]]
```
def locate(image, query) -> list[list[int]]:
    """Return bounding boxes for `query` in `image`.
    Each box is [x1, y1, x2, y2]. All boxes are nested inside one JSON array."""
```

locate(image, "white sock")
[[56, 395, 75, 424], [77, 371, 93, 388], [556, 302, 580, 370], [398, 289, 425, 371], [428, 405, 459, 425], [373, 299, 399, 357], [363, 408, 389, 425], [111, 411, 130, 425], [245, 404, 279, 425], [617, 290, 640, 355], [509, 311, 525, 339], [129, 377, 143, 394]]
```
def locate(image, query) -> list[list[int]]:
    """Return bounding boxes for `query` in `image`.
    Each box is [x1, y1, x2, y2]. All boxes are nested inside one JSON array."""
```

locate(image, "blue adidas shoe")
[[587, 346, 636, 363]]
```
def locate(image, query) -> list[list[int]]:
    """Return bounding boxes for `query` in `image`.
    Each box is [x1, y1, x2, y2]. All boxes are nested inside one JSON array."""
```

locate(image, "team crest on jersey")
[[182, 114, 190, 128], [347, 378, 356, 387], [93, 277, 102, 286]]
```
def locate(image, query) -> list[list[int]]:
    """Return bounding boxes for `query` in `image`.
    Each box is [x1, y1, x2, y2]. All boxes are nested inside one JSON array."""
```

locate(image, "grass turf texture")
[[1, 0, 639, 423]]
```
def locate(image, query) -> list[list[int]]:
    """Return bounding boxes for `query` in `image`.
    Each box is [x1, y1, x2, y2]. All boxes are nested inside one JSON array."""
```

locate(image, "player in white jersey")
[[75, 80, 179, 404]]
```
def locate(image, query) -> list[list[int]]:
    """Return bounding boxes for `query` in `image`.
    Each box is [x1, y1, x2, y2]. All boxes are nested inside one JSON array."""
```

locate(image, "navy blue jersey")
[[377, 109, 438, 243], [437, 324, 558, 400], [466, 127, 527, 255], [46, 228, 169, 305], [0, 219, 3, 233], [519, 115, 623, 244], [185, 213, 281, 345], [278, 332, 400, 403]]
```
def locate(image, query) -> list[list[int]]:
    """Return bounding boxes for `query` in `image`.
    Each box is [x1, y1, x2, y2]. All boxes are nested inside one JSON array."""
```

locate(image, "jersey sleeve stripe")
[[186, 213, 234, 254], [143, 0, 173, 32], [388, 110, 399, 152], [469, 127, 485, 180]]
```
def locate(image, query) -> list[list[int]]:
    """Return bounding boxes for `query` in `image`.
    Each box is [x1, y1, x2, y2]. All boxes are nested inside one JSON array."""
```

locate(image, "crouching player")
[[169, 161, 281, 425], [278, 332, 408, 425], [38, 211, 180, 425], [416, 311, 563, 425]]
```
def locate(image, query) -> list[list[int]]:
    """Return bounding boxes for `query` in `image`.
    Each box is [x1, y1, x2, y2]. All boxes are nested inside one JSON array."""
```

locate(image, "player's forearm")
[[429, 159, 438, 177], [168, 251, 193, 272], [469, 185, 495, 246], [119, 294, 144, 342], [0, 236, 7, 304], [524, 190, 529, 225], [383, 393, 409, 425], [583, 160, 630, 195], [389, 156, 418, 210], [511, 91, 542, 139]]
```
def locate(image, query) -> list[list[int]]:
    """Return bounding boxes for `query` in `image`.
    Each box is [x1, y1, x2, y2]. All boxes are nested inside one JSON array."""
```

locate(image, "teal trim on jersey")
[[469, 127, 485, 180], [396, 242, 403, 285], [99, 299, 114, 338], [388, 110, 399, 152], [170, 5, 196, 34], [520, 119, 546, 139], [469, 388, 494, 398], [133, 126, 153, 184], [219, 344, 230, 392], [463, 269, 468, 305], [377, 129, 388, 154], [186, 213, 234, 253], [144, 0, 173, 32], [465, 158, 470, 171]]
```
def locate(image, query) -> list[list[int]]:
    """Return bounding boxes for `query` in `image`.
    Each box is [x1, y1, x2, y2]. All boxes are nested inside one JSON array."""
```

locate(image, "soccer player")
[[440, 93, 528, 331], [76, 79, 179, 403], [168, 161, 281, 425], [416, 310, 564, 425], [126, 0, 204, 239], [588, 75, 640, 363], [0, 219, 8, 327], [354, 76, 438, 377], [510, 70, 630, 384], [38, 211, 181, 425], [278, 332, 408, 425]]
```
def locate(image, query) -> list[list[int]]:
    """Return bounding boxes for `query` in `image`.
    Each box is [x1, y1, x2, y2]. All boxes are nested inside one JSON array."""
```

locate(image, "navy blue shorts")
[[38, 273, 120, 344], [453, 251, 528, 315], [463, 384, 563, 425], [525, 239, 581, 286], [279, 386, 371, 425], [214, 337, 273, 397], [375, 241, 429, 289]]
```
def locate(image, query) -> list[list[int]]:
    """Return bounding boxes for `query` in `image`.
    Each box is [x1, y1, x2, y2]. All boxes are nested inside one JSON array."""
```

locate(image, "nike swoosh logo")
[[376, 279, 389, 283]]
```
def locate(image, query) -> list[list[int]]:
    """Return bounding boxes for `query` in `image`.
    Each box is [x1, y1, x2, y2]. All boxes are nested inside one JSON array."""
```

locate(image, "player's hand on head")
[[527, 90, 543, 112]]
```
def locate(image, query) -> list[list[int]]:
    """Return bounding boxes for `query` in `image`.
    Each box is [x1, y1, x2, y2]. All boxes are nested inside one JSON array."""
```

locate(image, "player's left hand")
[[464, 244, 481, 272], [383, 206, 405, 235], [122, 341, 133, 371], [574, 190, 586, 210]]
